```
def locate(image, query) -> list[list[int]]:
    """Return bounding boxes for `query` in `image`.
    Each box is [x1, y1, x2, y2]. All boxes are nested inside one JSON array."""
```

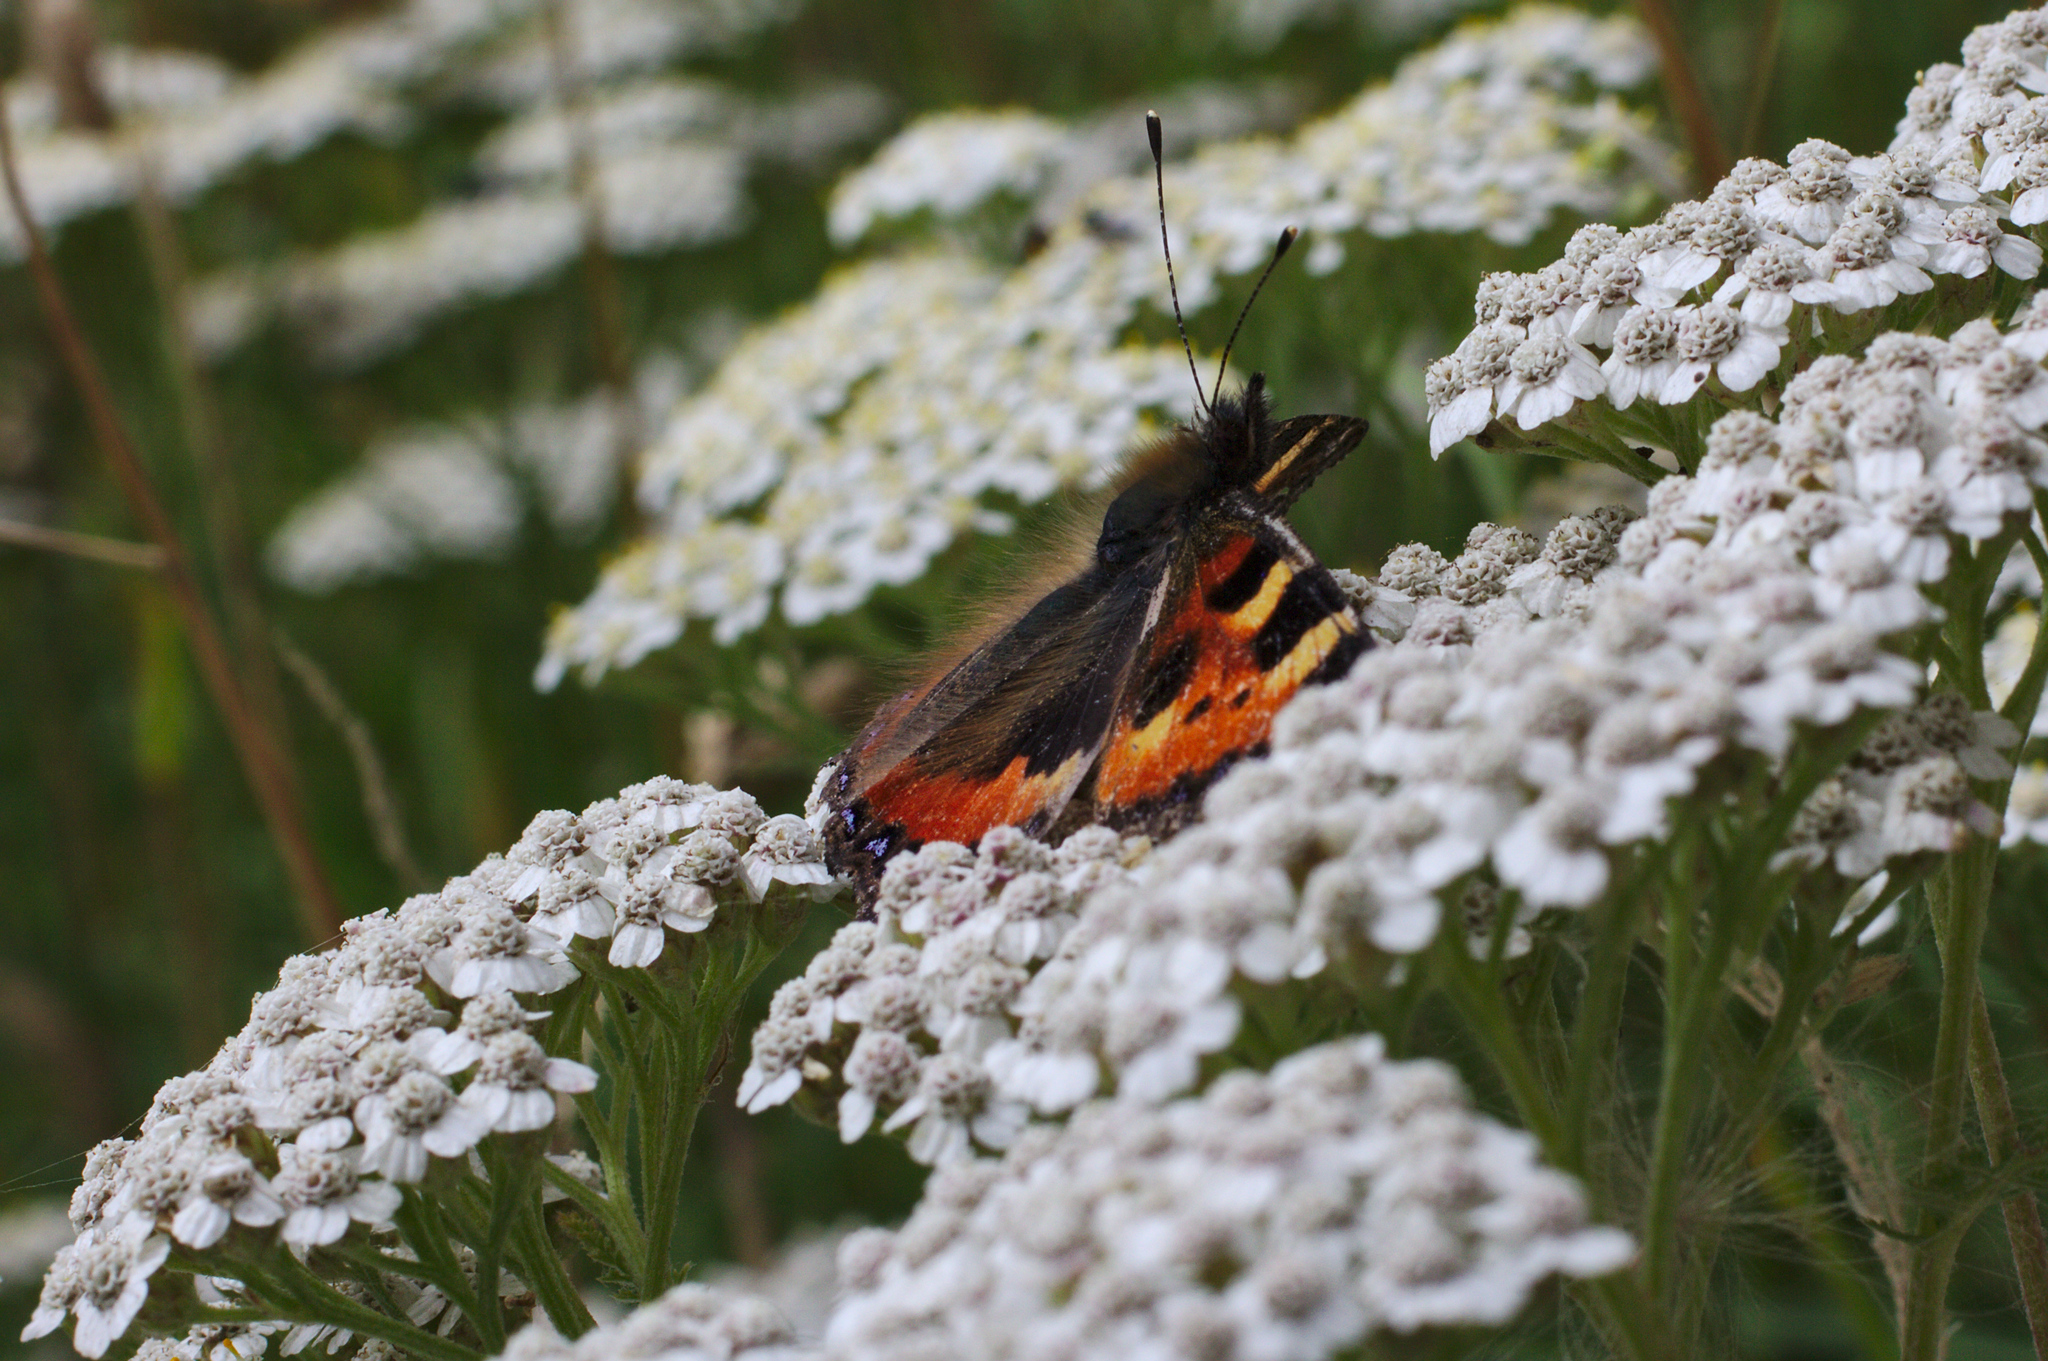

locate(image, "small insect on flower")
[[822, 112, 1372, 909]]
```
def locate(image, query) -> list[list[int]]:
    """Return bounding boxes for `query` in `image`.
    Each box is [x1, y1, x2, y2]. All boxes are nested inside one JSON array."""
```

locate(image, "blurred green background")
[[0, 0, 2033, 1356]]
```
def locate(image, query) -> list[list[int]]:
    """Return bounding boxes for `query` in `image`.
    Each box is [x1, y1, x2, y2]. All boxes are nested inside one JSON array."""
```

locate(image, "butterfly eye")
[[1098, 535, 1140, 566], [1098, 481, 1178, 566]]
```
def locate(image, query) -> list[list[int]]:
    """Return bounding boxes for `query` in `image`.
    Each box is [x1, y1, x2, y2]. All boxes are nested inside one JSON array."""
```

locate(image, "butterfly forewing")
[[824, 561, 1167, 895], [1088, 514, 1365, 829], [1248, 414, 1368, 512]]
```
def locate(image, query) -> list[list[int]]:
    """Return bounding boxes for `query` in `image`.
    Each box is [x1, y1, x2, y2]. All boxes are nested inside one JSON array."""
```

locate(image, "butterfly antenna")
[[1147, 110, 1210, 418], [1210, 225, 1298, 408]]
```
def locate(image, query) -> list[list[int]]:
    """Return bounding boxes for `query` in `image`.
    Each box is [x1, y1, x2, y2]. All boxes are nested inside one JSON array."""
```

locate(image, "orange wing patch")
[[1092, 530, 1361, 811], [849, 748, 1092, 847]]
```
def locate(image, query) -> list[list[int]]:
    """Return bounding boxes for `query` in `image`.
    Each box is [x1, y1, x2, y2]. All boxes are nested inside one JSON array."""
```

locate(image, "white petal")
[[741, 1065, 804, 1114], [838, 1089, 877, 1144], [172, 1200, 231, 1249], [497, 1089, 559, 1132], [543, 1057, 599, 1094], [346, 1181, 403, 1225], [1429, 387, 1494, 457], [607, 923, 665, 968]]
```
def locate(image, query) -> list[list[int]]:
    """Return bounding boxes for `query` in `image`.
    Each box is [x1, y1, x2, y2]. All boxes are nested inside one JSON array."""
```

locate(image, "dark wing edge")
[[1248, 414, 1367, 512]]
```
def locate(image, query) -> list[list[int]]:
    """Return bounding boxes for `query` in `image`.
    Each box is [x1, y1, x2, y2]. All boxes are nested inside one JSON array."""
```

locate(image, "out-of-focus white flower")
[[828, 109, 1068, 243], [461, 0, 800, 109], [2006, 761, 2048, 846], [1220, 0, 1481, 50], [265, 432, 522, 593]]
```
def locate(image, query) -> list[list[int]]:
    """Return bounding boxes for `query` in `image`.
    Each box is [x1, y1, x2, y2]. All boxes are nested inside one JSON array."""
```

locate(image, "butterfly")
[[821, 112, 1371, 908]]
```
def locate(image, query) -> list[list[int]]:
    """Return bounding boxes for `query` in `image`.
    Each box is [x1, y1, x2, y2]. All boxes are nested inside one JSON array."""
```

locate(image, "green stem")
[[1903, 844, 1995, 1359], [637, 1028, 685, 1300], [548, 1114, 647, 1268], [269, 1251, 485, 1361], [1564, 845, 1663, 1177], [2023, 512, 2048, 583], [473, 1134, 547, 1350], [1715, 896, 1848, 1164], [1968, 993, 2048, 1359], [639, 999, 747, 1298], [513, 1200, 598, 1338], [1901, 531, 2022, 1355], [1520, 947, 1572, 1101], [1434, 922, 1669, 1358], [1640, 841, 1706, 1305], [1578, 1272, 1672, 1361], [1433, 927, 1561, 1147], [393, 1190, 486, 1325], [1642, 724, 1874, 1307]]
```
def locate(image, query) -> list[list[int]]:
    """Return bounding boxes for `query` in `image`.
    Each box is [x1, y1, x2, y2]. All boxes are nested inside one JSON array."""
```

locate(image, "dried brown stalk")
[[0, 93, 344, 944], [1630, 0, 1730, 196], [128, 147, 300, 756], [0, 515, 164, 569], [541, 0, 642, 494], [273, 630, 432, 893]]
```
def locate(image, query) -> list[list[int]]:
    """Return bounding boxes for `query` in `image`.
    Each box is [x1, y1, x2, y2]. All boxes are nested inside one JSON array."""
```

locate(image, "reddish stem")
[[0, 95, 343, 945]]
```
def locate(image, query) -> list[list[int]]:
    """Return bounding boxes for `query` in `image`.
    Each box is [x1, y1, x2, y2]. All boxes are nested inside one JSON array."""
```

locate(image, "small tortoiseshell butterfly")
[[822, 112, 1371, 907]]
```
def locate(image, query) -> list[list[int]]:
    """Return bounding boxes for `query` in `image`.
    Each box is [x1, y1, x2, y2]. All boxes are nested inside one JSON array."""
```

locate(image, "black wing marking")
[[1246, 413, 1368, 512], [1088, 512, 1367, 838]]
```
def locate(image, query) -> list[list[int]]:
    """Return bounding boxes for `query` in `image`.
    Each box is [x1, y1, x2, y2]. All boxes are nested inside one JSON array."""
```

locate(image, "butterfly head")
[[1096, 369, 1362, 573]]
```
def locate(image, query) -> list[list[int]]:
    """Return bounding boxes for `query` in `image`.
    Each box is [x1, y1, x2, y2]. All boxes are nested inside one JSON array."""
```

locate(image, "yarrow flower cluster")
[[266, 356, 691, 592], [1894, 8, 2048, 226], [538, 3, 1674, 685], [1087, 346, 2028, 974], [824, 85, 1310, 246], [824, 1037, 1634, 1359], [736, 823, 1144, 1164], [826, 109, 1070, 242], [0, 0, 808, 260], [1425, 15, 2048, 458], [746, 311, 2041, 1146], [195, 77, 883, 368], [23, 777, 833, 1359]]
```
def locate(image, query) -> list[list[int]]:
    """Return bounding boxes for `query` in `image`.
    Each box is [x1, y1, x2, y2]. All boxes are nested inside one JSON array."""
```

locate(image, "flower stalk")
[[0, 86, 345, 944]]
